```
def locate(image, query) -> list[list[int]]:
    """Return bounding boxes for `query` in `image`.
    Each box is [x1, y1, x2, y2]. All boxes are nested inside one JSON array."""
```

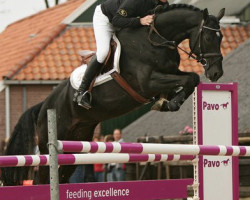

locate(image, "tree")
[[44, 0, 61, 9]]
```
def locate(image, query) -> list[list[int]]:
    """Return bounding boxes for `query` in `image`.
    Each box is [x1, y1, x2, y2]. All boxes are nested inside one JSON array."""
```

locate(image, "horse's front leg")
[[149, 70, 200, 112]]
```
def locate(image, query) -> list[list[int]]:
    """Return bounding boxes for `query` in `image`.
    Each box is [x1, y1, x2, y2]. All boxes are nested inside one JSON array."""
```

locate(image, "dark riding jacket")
[[101, 0, 168, 28]]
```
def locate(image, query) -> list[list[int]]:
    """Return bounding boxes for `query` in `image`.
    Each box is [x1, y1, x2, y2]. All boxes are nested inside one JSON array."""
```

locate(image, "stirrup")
[[78, 91, 92, 110]]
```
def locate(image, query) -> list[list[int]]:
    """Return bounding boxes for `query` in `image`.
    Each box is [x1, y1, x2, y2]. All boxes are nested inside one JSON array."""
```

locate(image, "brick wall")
[[26, 85, 54, 109], [9, 86, 23, 133], [10, 85, 55, 133], [0, 85, 55, 146]]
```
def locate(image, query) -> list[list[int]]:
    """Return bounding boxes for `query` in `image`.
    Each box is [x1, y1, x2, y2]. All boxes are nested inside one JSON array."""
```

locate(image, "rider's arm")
[[111, 0, 142, 28]]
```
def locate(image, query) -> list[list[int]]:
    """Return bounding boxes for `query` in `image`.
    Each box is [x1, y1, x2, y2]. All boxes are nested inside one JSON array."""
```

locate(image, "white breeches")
[[93, 5, 115, 63]]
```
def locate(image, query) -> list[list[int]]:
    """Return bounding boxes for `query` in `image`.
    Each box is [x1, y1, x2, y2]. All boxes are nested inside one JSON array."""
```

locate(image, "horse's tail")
[[1, 101, 44, 186]]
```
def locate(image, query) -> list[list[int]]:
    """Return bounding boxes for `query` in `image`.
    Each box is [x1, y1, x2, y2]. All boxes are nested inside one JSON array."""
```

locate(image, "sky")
[[0, 0, 67, 32]]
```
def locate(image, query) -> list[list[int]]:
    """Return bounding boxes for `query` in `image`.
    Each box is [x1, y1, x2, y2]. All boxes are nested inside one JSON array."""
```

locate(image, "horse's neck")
[[156, 9, 202, 44]]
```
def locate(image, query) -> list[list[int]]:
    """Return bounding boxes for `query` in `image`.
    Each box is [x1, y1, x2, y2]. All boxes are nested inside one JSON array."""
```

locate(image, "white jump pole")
[[57, 141, 250, 156], [0, 154, 196, 167]]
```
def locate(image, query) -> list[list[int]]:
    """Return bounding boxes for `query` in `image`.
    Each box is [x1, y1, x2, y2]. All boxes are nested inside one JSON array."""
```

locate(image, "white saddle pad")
[[70, 35, 121, 89]]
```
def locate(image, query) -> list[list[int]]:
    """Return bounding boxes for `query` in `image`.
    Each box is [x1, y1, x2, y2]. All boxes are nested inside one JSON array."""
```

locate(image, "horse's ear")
[[203, 8, 209, 22], [217, 8, 225, 21]]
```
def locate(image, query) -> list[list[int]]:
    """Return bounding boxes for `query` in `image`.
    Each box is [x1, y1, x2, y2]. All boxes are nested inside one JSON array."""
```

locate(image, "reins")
[[148, 10, 223, 70], [148, 19, 176, 49]]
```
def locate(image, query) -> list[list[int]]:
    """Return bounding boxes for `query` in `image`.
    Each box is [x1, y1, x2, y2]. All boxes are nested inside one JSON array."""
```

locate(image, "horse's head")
[[189, 8, 225, 82]]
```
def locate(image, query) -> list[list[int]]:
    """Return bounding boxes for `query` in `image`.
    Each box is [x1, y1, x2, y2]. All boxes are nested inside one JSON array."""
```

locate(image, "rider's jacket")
[[101, 0, 167, 28]]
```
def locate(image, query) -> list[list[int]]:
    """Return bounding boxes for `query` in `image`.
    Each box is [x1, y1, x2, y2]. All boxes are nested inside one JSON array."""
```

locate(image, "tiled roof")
[[0, 0, 249, 80], [13, 27, 96, 80], [0, 0, 85, 81]]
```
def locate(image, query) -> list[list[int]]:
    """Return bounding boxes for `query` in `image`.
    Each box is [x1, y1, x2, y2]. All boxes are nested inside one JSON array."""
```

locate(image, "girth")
[[111, 72, 150, 104]]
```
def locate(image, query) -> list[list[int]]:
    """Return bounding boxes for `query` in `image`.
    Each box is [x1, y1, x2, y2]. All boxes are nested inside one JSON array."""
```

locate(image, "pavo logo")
[[221, 159, 230, 166], [203, 101, 229, 111], [220, 102, 229, 109], [204, 158, 231, 167]]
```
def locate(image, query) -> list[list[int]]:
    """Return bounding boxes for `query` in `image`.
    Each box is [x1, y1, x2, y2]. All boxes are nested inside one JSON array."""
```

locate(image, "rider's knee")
[[96, 47, 110, 63]]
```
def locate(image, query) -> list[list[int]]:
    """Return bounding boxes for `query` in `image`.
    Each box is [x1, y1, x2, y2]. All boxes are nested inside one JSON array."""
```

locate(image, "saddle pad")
[[70, 35, 121, 90]]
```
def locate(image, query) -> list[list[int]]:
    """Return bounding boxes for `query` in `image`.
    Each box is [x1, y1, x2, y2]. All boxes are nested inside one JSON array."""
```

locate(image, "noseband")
[[187, 19, 223, 70], [148, 17, 223, 70]]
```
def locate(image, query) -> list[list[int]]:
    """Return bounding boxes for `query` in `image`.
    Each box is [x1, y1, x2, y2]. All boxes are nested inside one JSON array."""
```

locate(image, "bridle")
[[148, 15, 223, 71]]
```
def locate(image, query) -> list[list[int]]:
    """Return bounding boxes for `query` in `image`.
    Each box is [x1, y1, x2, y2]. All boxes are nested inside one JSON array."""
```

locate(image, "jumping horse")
[[2, 4, 225, 185]]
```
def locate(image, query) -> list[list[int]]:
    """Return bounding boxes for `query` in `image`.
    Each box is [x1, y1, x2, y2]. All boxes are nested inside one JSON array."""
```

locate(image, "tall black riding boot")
[[73, 55, 102, 109]]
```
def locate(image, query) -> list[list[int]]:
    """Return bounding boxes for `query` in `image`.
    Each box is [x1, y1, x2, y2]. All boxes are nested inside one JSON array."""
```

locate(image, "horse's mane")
[[164, 4, 201, 12], [163, 4, 219, 25]]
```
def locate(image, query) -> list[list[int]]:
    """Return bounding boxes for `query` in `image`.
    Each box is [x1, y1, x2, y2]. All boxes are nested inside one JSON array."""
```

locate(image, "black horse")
[[2, 4, 225, 185]]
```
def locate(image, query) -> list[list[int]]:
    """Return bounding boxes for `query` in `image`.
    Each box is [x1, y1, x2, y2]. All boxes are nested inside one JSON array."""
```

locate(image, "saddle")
[[78, 38, 150, 104], [80, 39, 117, 75]]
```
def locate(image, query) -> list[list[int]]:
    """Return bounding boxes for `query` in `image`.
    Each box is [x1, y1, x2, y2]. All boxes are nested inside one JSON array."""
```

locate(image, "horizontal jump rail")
[[58, 141, 250, 156], [0, 153, 195, 167]]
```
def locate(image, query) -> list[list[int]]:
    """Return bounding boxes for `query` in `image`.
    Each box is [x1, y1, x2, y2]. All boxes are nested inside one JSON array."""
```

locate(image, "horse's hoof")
[[167, 90, 186, 112], [151, 98, 166, 111], [168, 100, 181, 112]]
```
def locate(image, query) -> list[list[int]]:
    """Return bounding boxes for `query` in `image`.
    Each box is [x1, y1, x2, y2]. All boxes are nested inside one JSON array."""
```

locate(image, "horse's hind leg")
[[37, 137, 50, 184], [149, 71, 200, 112], [58, 122, 98, 183]]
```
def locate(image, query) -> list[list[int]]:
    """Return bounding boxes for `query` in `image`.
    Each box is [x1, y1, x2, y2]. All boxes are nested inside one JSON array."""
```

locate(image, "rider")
[[74, 0, 169, 109]]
